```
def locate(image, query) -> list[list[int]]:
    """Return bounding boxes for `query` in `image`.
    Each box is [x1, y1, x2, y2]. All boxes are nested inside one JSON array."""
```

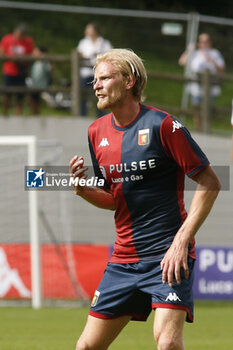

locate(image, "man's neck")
[[112, 100, 141, 127]]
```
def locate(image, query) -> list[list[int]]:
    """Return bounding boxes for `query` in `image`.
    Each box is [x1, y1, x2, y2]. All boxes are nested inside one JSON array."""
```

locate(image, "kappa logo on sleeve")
[[172, 120, 183, 133]]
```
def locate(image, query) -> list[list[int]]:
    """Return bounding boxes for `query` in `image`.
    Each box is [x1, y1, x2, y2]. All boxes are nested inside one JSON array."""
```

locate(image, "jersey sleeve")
[[214, 49, 225, 68], [77, 39, 85, 54], [88, 132, 109, 190], [160, 115, 209, 178], [0, 35, 8, 51], [27, 37, 35, 53]]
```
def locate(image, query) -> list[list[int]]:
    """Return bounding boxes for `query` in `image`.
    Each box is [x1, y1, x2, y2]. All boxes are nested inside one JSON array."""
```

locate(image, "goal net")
[[0, 135, 93, 308]]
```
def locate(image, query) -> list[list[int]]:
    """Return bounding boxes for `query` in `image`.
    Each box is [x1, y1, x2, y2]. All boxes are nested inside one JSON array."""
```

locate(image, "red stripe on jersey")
[[160, 115, 207, 177], [145, 104, 171, 116], [160, 116, 204, 260], [88, 115, 139, 263]]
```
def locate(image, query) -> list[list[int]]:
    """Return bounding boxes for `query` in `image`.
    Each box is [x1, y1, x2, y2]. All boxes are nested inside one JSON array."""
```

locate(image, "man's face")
[[14, 29, 25, 41], [198, 34, 211, 49], [85, 25, 97, 39], [94, 61, 128, 110]]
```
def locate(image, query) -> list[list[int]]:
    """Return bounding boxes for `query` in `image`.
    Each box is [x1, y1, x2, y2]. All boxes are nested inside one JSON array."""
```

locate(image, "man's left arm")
[[160, 165, 220, 287], [204, 49, 225, 73]]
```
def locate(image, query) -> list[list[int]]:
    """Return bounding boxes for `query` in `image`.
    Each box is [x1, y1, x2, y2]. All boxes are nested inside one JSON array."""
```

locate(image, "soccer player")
[[69, 49, 220, 350]]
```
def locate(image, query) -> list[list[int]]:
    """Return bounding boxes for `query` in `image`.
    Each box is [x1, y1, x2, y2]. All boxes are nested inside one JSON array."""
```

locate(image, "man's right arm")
[[178, 43, 195, 67], [69, 155, 115, 210]]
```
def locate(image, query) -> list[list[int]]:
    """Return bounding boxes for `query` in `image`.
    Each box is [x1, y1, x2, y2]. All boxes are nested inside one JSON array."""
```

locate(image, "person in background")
[[27, 46, 52, 115], [179, 33, 225, 130], [0, 23, 35, 116], [77, 22, 112, 117]]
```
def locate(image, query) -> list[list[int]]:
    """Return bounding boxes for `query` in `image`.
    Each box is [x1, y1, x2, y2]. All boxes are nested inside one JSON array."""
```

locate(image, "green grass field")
[[1, 301, 232, 350]]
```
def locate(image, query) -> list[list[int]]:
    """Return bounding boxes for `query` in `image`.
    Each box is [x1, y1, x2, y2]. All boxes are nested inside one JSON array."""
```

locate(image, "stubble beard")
[[97, 91, 126, 111], [97, 98, 109, 110]]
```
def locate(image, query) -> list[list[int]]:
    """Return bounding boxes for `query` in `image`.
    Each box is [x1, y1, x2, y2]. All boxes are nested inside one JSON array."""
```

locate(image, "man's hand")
[[160, 241, 189, 287], [160, 166, 220, 288], [69, 155, 88, 195]]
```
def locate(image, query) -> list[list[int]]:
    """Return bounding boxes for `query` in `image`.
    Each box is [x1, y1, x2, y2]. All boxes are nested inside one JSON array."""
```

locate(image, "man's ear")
[[125, 75, 136, 91]]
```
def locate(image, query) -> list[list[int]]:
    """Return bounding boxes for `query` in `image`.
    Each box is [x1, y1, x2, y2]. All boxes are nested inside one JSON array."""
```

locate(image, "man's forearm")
[[160, 166, 220, 286], [174, 185, 219, 247], [76, 186, 115, 210], [69, 155, 115, 210], [174, 166, 220, 246]]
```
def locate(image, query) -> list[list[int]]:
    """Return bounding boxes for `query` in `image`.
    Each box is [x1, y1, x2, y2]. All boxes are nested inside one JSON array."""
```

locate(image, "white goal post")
[[0, 135, 41, 309], [0, 134, 109, 308]]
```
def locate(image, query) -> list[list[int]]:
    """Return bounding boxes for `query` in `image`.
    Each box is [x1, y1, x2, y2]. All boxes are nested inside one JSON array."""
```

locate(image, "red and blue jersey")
[[88, 104, 209, 263]]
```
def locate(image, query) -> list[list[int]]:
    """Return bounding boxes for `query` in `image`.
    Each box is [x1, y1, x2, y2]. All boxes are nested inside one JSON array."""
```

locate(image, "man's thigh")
[[153, 308, 186, 348], [77, 314, 131, 350]]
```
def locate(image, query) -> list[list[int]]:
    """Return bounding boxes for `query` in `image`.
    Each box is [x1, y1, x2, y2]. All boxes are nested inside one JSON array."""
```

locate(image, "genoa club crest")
[[91, 290, 100, 307], [138, 128, 150, 146]]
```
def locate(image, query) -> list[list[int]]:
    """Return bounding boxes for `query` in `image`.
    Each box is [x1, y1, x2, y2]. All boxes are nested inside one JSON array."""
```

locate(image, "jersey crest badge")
[[91, 290, 100, 307], [138, 129, 150, 146]]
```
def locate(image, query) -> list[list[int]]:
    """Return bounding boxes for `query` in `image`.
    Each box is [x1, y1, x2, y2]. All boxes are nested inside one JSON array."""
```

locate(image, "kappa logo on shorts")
[[165, 292, 181, 302], [91, 290, 100, 307]]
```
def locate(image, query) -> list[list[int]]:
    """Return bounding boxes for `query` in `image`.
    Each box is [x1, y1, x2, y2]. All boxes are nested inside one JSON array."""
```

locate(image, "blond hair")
[[95, 48, 147, 102]]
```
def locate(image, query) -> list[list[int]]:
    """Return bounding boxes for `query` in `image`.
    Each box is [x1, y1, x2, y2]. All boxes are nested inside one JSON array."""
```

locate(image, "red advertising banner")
[[0, 244, 109, 300], [1, 244, 233, 301]]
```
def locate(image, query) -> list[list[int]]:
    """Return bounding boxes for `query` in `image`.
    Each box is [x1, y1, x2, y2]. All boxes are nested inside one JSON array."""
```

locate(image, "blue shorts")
[[3, 74, 26, 99], [89, 256, 195, 323]]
